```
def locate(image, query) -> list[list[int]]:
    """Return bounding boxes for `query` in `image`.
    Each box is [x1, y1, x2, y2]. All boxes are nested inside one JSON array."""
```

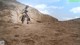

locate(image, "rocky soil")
[[0, 0, 80, 45]]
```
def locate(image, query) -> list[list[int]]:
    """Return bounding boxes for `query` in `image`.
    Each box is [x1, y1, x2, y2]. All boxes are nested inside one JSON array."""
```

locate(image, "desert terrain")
[[0, 0, 80, 45]]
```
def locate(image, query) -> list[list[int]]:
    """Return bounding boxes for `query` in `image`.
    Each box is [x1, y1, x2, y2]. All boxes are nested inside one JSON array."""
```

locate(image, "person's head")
[[25, 5, 29, 9], [24, 5, 29, 12]]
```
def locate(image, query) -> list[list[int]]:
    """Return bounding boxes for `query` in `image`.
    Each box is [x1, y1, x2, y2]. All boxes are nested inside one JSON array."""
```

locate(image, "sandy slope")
[[0, 21, 80, 45], [0, 0, 80, 45]]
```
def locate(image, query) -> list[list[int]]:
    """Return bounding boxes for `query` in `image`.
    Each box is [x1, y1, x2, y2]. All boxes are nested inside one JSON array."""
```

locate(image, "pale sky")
[[17, 0, 80, 21]]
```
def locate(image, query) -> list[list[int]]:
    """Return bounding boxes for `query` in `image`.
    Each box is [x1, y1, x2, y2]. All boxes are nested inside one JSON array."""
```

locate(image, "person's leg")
[[27, 21, 29, 24], [27, 18, 30, 24], [21, 15, 25, 23]]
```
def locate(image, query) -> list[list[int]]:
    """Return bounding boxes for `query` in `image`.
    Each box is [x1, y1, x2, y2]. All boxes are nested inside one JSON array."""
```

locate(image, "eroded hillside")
[[0, 0, 80, 45]]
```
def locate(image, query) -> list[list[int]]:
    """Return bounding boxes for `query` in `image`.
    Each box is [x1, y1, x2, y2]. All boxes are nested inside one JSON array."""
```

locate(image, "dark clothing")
[[21, 15, 25, 23], [21, 6, 30, 24], [21, 14, 30, 23]]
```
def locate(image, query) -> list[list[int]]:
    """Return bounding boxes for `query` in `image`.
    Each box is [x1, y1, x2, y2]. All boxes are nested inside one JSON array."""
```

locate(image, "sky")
[[17, 0, 80, 21]]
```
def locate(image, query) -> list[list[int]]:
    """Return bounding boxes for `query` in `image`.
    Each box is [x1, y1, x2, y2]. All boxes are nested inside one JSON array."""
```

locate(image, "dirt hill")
[[0, 0, 80, 45]]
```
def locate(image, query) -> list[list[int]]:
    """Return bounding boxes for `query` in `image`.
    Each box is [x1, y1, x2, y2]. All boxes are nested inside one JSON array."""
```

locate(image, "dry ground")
[[0, 21, 80, 45]]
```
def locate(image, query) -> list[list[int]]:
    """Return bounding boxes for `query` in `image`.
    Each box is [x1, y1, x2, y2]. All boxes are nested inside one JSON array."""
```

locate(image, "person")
[[21, 6, 30, 24]]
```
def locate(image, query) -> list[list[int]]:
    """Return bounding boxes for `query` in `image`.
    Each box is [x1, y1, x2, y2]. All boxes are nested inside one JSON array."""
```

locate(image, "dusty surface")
[[0, 21, 80, 45], [0, 0, 80, 45]]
